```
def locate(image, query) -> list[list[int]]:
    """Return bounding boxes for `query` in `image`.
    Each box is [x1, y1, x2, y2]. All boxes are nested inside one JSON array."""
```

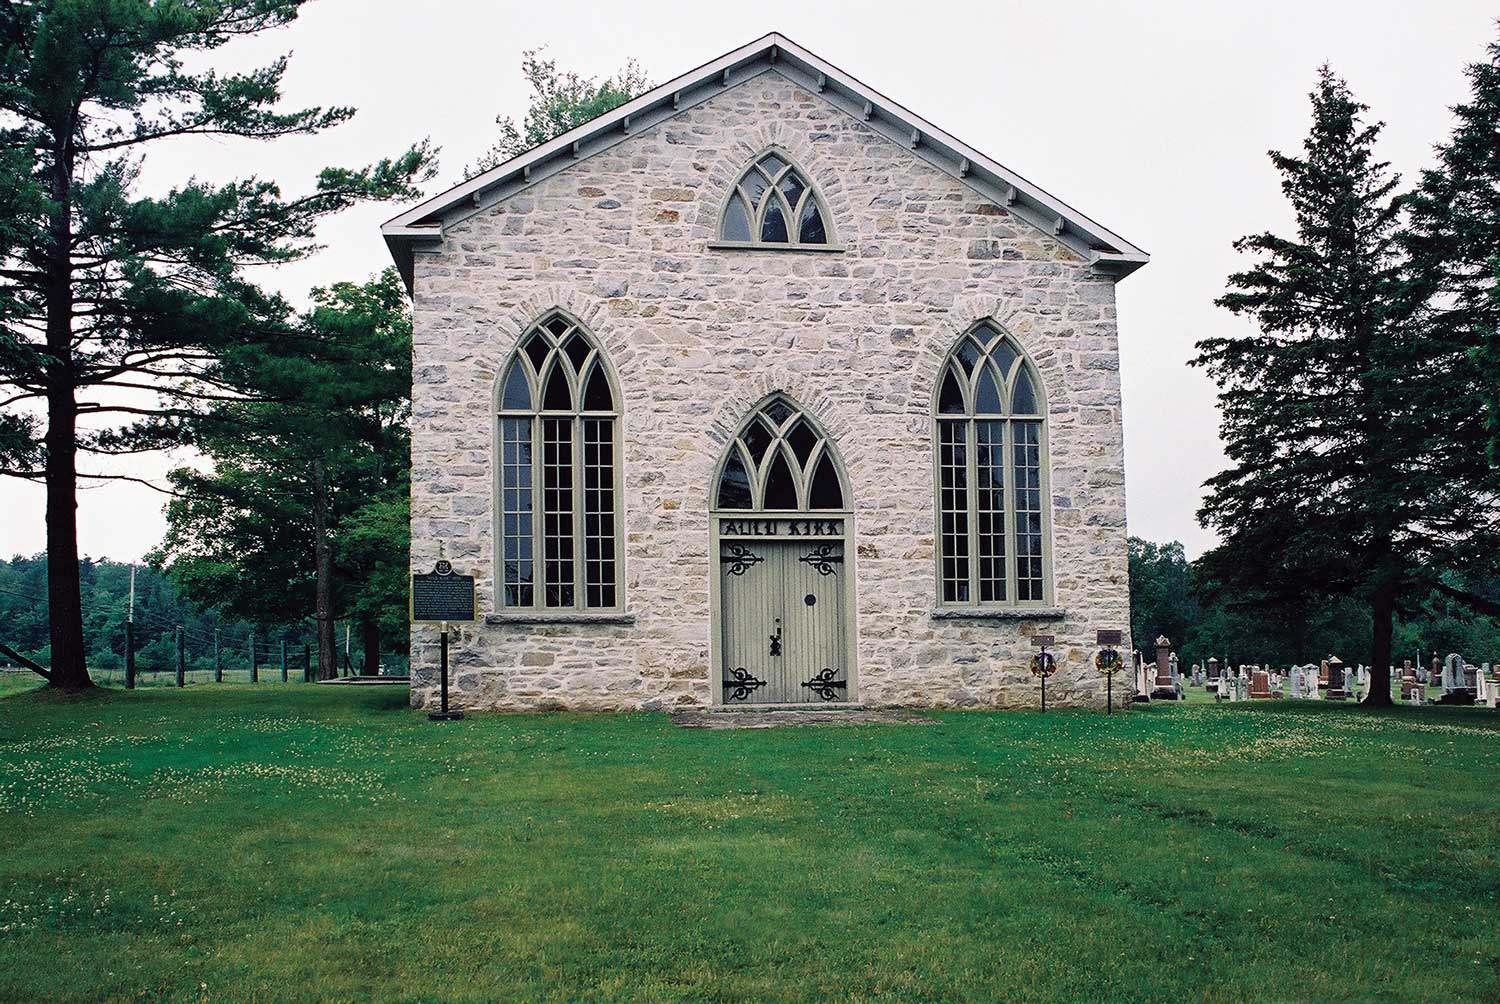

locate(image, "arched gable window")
[[717, 150, 835, 248], [933, 321, 1051, 606], [497, 312, 622, 610], [715, 395, 848, 511]]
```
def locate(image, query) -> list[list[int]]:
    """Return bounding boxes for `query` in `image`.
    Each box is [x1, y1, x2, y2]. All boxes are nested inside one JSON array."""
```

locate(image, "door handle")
[[769, 617, 782, 657]]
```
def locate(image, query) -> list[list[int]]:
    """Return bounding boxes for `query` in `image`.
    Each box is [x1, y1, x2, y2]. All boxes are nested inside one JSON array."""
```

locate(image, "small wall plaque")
[[1096, 629, 1123, 646], [1032, 634, 1055, 648], [411, 561, 477, 623]]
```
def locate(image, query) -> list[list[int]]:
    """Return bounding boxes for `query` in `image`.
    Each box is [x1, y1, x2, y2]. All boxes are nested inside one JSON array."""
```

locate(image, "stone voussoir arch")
[[704, 371, 866, 476], [689, 123, 854, 245], [478, 286, 622, 381], [914, 297, 1063, 412]]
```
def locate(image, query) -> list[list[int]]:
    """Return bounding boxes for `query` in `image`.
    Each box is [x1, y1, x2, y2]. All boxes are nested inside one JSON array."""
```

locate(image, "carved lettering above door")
[[719, 518, 843, 538]]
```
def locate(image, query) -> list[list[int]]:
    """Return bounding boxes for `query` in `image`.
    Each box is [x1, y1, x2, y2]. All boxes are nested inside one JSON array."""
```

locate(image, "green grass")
[[1, 676, 1496, 1003]]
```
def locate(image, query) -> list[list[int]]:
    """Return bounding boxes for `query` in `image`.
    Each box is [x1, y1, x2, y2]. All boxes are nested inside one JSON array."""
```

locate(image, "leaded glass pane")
[[808, 456, 843, 510], [740, 417, 774, 463], [797, 200, 827, 244], [761, 196, 789, 243], [763, 399, 794, 427], [740, 171, 770, 211], [955, 336, 983, 376], [522, 332, 549, 374], [717, 450, 753, 509], [562, 332, 591, 374], [938, 366, 965, 414], [500, 417, 534, 607], [762, 450, 798, 509], [542, 418, 575, 607], [989, 339, 1018, 382], [937, 420, 970, 603], [778, 171, 805, 208], [974, 363, 1003, 414], [542, 363, 572, 411], [1011, 366, 1039, 415], [545, 316, 570, 338], [582, 364, 613, 411], [501, 361, 531, 410], [786, 419, 818, 465], [759, 154, 786, 177], [1013, 420, 1044, 601], [975, 421, 1006, 602], [583, 418, 616, 608], [722, 194, 752, 241]]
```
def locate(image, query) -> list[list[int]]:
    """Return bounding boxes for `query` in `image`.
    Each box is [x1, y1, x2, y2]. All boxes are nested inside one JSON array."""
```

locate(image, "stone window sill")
[[930, 607, 1066, 621], [485, 612, 637, 626], [706, 240, 847, 253]]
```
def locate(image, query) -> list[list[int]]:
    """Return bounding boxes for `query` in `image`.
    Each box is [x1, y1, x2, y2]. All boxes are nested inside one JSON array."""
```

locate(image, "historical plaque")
[[1096, 629, 1123, 646], [1031, 634, 1055, 648], [411, 560, 476, 624]]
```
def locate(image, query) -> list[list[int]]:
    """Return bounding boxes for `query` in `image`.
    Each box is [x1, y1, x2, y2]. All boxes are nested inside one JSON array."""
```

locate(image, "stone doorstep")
[[670, 707, 939, 729]]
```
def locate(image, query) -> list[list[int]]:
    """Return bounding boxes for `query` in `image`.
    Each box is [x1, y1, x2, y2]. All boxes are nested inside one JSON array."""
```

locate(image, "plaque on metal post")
[[411, 559, 474, 721]]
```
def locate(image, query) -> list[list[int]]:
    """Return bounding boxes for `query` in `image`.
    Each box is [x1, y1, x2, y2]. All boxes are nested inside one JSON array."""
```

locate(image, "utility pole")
[[174, 626, 185, 687], [249, 633, 258, 683], [280, 639, 288, 683], [213, 629, 221, 683], [124, 564, 136, 690]]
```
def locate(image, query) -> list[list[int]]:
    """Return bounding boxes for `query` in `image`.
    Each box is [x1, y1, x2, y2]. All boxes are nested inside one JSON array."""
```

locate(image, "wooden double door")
[[718, 539, 850, 705]]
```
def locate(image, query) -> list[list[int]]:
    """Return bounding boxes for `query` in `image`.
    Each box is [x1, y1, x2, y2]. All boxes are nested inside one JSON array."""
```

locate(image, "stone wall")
[[408, 69, 1131, 711]]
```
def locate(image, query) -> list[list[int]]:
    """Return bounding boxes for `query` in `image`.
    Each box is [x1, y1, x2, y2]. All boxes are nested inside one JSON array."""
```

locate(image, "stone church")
[[383, 33, 1148, 712]]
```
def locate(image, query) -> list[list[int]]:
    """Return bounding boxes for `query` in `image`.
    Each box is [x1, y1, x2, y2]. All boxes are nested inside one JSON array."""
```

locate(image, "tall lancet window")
[[717, 150, 835, 248], [933, 321, 1052, 606], [497, 312, 622, 610]]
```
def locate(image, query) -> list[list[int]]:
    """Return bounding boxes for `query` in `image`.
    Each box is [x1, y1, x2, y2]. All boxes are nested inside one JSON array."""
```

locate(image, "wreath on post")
[[1030, 652, 1057, 678], [1094, 648, 1123, 675]]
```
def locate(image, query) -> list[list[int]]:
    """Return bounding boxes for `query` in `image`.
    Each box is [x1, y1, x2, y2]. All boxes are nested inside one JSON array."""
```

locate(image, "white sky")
[[2, 0, 1494, 563]]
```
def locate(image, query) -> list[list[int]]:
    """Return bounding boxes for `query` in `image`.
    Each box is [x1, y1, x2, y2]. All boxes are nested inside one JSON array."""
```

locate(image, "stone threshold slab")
[[670, 708, 938, 729]]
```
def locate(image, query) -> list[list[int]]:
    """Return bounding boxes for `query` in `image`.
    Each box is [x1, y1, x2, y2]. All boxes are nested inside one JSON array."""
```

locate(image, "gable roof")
[[381, 33, 1149, 288]]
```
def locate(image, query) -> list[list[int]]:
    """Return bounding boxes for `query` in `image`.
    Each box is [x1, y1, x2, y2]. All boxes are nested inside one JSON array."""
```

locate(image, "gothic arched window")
[[715, 396, 848, 511], [933, 321, 1052, 606], [496, 312, 622, 610], [717, 150, 834, 248]]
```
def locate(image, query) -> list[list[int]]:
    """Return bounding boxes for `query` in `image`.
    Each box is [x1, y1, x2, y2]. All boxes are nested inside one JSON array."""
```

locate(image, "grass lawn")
[[1, 675, 1496, 1002]]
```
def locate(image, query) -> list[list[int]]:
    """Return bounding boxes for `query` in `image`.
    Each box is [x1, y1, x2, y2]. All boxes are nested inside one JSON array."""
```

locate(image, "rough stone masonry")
[[406, 70, 1132, 712]]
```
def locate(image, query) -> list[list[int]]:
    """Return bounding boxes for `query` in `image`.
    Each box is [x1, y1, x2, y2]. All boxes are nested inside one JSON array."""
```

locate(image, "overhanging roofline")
[[382, 32, 1150, 288]]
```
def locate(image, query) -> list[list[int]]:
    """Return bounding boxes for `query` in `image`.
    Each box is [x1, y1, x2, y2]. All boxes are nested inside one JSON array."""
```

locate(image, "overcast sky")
[[3, 0, 1495, 563]]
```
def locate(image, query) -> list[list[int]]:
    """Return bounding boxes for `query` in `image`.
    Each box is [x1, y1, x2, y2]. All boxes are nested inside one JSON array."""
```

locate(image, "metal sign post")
[[412, 555, 475, 722], [1031, 634, 1056, 712], [1096, 629, 1124, 715]]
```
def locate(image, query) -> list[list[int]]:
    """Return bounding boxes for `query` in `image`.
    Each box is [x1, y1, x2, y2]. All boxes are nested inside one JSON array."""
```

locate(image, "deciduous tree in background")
[[466, 48, 649, 178], [154, 270, 412, 679], [0, 1, 433, 687]]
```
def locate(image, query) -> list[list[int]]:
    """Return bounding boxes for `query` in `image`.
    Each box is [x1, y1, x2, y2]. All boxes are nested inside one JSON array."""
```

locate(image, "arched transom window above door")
[[933, 321, 1053, 607], [496, 312, 622, 612], [715, 151, 838, 249], [716, 396, 848, 511]]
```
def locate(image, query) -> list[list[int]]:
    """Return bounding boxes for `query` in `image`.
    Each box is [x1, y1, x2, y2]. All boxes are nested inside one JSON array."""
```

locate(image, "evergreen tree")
[[0, 1, 433, 687], [153, 269, 411, 679], [466, 49, 649, 178], [1403, 35, 1500, 508], [1193, 67, 1410, 706]]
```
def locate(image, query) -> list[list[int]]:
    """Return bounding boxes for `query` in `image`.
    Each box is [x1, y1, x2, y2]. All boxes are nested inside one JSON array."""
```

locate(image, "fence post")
[[175, 627, 185, 688], [280, 639, 288, 683], [213, 629, 222, 683], [303, 643, 311, 683], [124, 621, 135, 690], [249, 633, 258, 683]]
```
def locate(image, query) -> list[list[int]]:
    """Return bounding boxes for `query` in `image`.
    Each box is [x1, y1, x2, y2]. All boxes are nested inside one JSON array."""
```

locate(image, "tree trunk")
[[1364, 578, 1396, 708], [361, 618, 380, 677], [310, 459, 337, 681], [43, 129, 89, 690]]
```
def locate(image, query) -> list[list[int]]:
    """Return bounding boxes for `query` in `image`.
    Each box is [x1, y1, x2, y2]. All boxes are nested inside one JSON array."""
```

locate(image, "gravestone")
[[1400, 660, 1421, 702], [1326, 656, 1347, 700], [1479, 664, 1495, 709], [1191, 663, 1204, 687], [1133, 650, 1151, 703], [1438, 652, 1476, 705], [1207, 657, 1221, 685], [1152, 636, 1180, 700], [1250, 669, 1272, 699]]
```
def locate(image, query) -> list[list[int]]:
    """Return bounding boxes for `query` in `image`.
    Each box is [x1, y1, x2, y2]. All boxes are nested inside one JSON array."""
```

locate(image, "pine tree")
[[0, 2, 433, 687], [1193, 67, 1409, 706]]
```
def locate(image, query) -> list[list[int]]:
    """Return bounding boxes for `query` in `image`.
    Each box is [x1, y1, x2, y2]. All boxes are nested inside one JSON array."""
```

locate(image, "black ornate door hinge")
[[801, 667, 847, 701], [721, 667, 768, 701], [720, 544, 765, 576], [798, 545, 842, 576]]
